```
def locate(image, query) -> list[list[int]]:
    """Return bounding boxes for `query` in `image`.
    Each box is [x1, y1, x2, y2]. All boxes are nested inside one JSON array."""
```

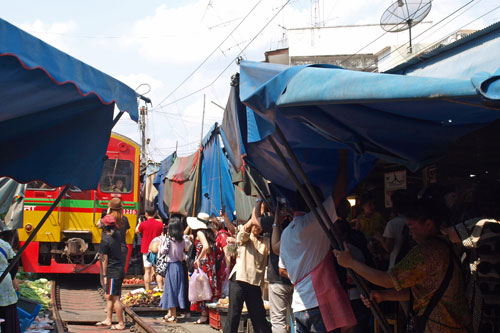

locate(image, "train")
[[18, 133, 140, 274]]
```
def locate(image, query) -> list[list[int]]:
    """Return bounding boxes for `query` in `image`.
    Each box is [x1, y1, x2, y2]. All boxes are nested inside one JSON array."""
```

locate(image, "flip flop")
[[194, 316, 208, 324], [96, 322, 111, 326], [110, 325, 126, 330]]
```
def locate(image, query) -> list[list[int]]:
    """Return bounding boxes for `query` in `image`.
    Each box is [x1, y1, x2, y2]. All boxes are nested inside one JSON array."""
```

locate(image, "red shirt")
[[138, 218, 163, 254]]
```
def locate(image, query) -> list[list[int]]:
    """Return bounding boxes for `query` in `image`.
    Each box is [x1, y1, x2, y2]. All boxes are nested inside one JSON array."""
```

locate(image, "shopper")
[[107, 198, 130, 267], [223, 199, 271, 333], [278, 150, 356, 333], [135, 208, 163, 290], [335, 196, 472, 333], [159, 219, 191, 323], [0, 226, 21, 333], [187, 212, 217, 324], [265, 200, 293, 333], [96, 215, 125, 330]]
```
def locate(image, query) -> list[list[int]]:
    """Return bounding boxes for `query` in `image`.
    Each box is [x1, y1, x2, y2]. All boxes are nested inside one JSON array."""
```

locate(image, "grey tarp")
[[0, 178, 26, 230]]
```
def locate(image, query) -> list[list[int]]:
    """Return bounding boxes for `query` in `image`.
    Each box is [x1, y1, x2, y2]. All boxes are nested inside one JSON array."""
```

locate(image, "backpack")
[[186, 241, 197, 274]]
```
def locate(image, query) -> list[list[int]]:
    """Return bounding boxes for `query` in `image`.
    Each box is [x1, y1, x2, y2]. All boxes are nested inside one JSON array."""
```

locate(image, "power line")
[[370, 0, 476, 72], [154, 0, 265, 110], [152, 0, 292, 110]]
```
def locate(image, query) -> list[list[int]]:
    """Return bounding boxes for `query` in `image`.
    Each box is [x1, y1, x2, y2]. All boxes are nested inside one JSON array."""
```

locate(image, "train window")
[[27, 181, 55, 190], [99, 159, 133, 193]]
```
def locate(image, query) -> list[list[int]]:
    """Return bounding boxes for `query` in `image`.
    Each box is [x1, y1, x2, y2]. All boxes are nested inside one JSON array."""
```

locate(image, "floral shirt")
[[0, 239, 17, 306], [389, 237, 471, 333]]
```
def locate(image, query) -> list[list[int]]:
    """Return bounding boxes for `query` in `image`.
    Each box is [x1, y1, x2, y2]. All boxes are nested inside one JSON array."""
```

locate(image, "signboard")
[[384, 170, 407, 208]]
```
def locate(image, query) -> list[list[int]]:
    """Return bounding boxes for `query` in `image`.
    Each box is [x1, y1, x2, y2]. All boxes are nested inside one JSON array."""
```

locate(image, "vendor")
[[0, 225, 21, 333], [335, 195, 471, 333]]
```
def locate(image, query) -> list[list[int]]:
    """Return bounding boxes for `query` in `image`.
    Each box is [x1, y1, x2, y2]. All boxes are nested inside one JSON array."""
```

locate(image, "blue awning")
[[0, 18, 138, 190], [240, 60, 500, 172]]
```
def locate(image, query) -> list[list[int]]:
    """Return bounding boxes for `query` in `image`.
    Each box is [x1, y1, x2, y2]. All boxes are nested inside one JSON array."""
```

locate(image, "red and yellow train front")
[[19, 133, 140, 274]]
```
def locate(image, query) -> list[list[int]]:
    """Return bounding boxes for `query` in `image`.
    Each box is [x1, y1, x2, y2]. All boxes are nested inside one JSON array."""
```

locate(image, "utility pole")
[[139, 105, 147, 166]]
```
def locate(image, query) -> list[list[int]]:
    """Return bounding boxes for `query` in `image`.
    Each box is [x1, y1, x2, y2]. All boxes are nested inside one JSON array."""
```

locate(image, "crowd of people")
[[93, 167, 500, 333]]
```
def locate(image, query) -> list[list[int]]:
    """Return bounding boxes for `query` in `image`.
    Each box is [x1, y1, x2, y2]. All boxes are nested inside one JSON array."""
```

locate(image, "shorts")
[[143, 253, 153, 267], [106, 277, 123, 296]]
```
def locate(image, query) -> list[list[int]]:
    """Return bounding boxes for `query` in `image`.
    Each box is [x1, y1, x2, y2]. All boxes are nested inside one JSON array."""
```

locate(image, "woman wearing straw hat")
[[187, 212, 217, 324]]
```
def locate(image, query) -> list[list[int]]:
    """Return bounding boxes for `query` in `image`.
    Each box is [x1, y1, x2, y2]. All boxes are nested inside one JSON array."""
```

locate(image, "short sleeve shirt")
[[279, 195, 337, 312], [382, 215, 406, 269], [389, 238, 471, 332], [138, 218, 164, 253], [99, 232, 125, 279], [0, 239, 18, 306]]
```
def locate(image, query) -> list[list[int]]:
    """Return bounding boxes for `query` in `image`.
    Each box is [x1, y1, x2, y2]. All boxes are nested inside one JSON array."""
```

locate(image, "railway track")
[[51, 275, 157, 333]]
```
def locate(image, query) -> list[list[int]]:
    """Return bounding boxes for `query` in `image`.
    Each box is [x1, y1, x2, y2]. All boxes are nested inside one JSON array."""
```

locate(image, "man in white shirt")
[[278, 150, 355, 332]]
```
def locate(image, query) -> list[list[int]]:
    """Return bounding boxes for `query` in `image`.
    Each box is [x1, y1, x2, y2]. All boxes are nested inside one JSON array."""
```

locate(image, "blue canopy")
[[200, 125, 236, 220], [240, 60, 500, 172], [0, 18, 138, 190]]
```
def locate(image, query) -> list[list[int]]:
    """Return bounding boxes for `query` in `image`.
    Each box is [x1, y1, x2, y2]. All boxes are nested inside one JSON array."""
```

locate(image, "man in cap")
[[97, 214, 126, 330], [135, 208, 163, 290]]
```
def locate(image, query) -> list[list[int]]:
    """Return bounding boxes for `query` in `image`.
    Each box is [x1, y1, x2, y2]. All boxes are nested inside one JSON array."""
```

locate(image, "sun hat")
[[187, 212, 210, 230], [101, 214, 117, 227], [108, 197, 123, 210]]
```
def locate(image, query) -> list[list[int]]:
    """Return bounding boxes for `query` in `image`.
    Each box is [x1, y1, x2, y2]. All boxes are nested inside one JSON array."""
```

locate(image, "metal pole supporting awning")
[[268, 124, 392, 333]]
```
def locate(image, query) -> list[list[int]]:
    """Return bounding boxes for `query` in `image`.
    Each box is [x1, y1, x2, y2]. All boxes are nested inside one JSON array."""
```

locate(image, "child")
[[96, 214, 125, 330]]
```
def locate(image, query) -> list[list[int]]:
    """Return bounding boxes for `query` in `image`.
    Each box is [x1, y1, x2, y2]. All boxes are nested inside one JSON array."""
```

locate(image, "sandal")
[[162, 316, 177, 323], [96, 321, 111, 327], [194, 316, 208, 324], [110, 324, 126, 330]]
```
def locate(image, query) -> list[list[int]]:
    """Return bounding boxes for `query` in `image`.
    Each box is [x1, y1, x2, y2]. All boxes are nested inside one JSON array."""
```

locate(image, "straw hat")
[[187, 212, 210, 230], [108, 197, 123, 210]]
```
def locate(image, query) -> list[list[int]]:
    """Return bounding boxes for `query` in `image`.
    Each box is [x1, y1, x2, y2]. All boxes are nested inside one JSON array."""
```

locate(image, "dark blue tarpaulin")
[[0, 18, 138, 190], [240, 60, 500, 172], [154, 153, 176, 219], [201, 125, 236, 220]]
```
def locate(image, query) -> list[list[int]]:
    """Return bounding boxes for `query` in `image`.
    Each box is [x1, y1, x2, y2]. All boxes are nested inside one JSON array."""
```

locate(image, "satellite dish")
[[380, 0, 432, 53]]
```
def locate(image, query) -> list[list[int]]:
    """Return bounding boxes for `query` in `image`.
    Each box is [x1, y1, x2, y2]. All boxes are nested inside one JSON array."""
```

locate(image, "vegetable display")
[[18, 278, 51, 309], [122, 290, 162, 307]]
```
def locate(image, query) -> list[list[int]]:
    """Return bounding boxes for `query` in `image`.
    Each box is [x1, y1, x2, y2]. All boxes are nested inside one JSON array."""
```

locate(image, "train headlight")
[[25, 224, 33, 233]]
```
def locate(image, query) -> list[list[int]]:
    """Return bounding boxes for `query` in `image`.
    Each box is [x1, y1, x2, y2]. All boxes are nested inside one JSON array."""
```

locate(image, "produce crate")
[[17, 296, 42, 332], [208, 306, 247, 332]]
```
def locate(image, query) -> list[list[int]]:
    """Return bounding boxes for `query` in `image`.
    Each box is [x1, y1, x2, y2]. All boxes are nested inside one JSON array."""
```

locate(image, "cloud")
[[19, 19, 77, 54]]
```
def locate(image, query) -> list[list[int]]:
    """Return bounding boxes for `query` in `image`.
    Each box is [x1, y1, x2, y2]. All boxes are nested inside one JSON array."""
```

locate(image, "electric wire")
[[152, 0, 291, 111], [381, 0, 491, 69], [369, 0, 476, 72], [154, 0, 265, 110]]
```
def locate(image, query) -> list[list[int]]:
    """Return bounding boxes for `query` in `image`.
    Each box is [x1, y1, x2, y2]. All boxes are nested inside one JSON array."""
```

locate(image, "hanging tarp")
[[0, 18, 138, 190], [143, 164, 160, 213], [163, 150, 200, 217], [0, 178, 26, 230], [239, 60, 500, 172], [153, 153, 176, 219], [220, 84, 247, 170], [200, 125, 236, 220], [221, 67, 376, 201]]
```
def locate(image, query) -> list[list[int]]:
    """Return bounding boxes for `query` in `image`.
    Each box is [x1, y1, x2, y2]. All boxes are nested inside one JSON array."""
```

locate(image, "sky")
[[1, 0, 499, 162]]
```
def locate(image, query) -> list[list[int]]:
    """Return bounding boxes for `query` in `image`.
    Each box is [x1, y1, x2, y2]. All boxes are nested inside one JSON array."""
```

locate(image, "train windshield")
[[99, 159, 133, 193], [27, 181, 55, 190]]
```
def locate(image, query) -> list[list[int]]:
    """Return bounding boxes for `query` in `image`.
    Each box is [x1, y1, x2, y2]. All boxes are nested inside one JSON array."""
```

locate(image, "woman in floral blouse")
[[335, 196, 471, 333]]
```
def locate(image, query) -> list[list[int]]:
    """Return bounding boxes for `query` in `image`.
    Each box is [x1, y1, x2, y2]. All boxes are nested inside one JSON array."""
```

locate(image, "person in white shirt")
[[279, 150, 356, 333]]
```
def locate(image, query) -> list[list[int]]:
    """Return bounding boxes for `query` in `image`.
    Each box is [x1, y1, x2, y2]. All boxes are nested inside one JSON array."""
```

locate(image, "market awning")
[[0, 18, 138, 190], [240, 60, 500, 172]]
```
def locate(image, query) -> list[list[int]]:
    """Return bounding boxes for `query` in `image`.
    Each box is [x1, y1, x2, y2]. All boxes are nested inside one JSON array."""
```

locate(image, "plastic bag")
[[188, 268, 213, 302]]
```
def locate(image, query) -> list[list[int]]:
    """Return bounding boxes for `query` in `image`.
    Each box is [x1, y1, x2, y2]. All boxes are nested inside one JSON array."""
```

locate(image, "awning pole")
[[0, 185, 71, 285], [112, 111, 125, 128], [267, 133, 391, 333], [243, 163, 273, 213]]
